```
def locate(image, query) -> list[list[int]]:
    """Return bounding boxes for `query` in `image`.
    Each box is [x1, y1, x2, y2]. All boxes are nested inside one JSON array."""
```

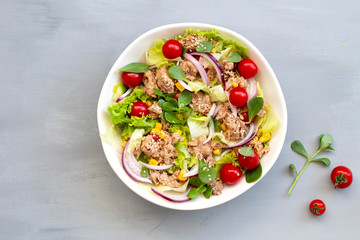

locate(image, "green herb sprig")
[[196, 40, 213, 53], [116, 62, 149, 73], [187, 159, 216, 199], [288, 134, 334, 195]]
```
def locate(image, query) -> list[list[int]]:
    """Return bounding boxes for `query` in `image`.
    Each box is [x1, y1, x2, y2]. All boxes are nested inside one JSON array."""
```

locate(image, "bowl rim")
[[97, 22, 288, 210]]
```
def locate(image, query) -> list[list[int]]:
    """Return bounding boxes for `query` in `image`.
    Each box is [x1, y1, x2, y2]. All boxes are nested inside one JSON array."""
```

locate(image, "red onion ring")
[[122, 141, 152, 184], [203, 117, 215, 144], [189, 52, 225, 89], [207, 103, 216, 118], [183, 53, 209, 86], [213, 104, 223, 117], [222, 123, 257, 149], [183, 164, 199, 178], [225, 91, 238, 117], [151, 187, 191, 202], [178, 79, 193, 92], [149, 65, 157, 69], [116, 87, 133, 103], [246, 78, 258, 106], [140, 162, 174, 170]]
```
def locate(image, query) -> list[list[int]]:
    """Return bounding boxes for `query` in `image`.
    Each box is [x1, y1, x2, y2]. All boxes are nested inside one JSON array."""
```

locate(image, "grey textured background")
[[1, 0, 359, 239]]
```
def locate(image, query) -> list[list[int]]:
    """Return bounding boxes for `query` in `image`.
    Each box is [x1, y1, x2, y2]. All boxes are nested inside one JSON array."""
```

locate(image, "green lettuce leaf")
[[213, 153, 238, 177], [209, 85, 227, 102], [187, 115, 209, 140], [146, 40, 175, 67], [125, 128, 145, 156], [112, 82, 128, 103], [258, 105, 279, 137], [100, 126, 123, 153]]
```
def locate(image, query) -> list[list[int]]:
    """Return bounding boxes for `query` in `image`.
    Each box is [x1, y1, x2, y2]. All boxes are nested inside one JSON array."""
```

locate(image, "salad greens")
[[117, 62, 149, 73]]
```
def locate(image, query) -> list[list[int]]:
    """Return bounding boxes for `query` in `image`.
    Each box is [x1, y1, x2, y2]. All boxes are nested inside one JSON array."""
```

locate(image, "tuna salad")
[[103, 29, 279, 202]]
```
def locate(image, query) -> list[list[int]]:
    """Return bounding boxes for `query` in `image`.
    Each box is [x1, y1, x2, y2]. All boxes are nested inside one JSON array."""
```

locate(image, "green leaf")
[[187, 188, 199, 199], [168, 65, 187, 81], [189, 177, 203, 188], [238, 146, 254, 157], [164, 111, 181, 124], [289, 164, 298, 176], [178, 90, 192, 108], [248, 97, 264, 123], [196, 40, 213, 53], [245, 163, 262, 183], [153, 88, 165, 98], [199, 186, 207, 193], [225, 51, 242, 62], [203, 186, 213, 199], [312, 158, 331, 166], [179, 106, 192, 112], [214, 119, 221, 132], [291, 140, 309, 158], [117, 62, 149, 73], [141, 166, 150, 177], [198, 159, 216, 184], [166, 98, 178, 107], [158, 99, 175, 112], [318, 134, 334, 151]]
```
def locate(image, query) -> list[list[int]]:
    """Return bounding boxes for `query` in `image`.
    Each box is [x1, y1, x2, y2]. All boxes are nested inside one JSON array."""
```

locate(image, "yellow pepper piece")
[[176, 82, 185, 91], [155, 122, 162, 130], [213, 149, 221, 155], [178, 170, 188, 181], [220, 123, 227, 131], [260, 133, 272, 143], [232, 82, 238, 88], [159, 131, 167, 139], [257, 128, 263, 137], [121, 141, 127, 148], [175, 130, 182, 136], [151, 128, 161, 135], [146, 100, 152, 107], [211, 47, 217, 53], [123, 136, 129, 140], [149, 159, 159, 166]]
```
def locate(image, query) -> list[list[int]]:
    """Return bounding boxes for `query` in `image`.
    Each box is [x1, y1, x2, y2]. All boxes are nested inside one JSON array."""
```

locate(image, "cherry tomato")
[[129, 101, 148, 117], [122, 72, 143, 88], [162, 39, 183, 59], [220, 164, 242, 184], [331, 166, 353, 189], [174, 92, 179, 101], [229, 87, 248, 107], [241, 111, 255, 123], [309, 199, 326, 216], [237, 59, 258, 79], [238, 151, 259, 170]]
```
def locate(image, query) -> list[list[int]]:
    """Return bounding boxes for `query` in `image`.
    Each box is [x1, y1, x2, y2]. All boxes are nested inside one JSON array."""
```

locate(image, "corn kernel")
[[231, 150, 237, 158], [213, 149, 221, 155], [151, 128, 161, 135], [159, 131, 167, 139], [220, 123, 227, 131], [123, 136, 129, 140], [175, 130, 182, 136], [260, 133, 272, 143], [146, 100, 152, 107], [178, 170, 188, 181], [254, 136, 259, 142], [232, 82, 238, 88], [155, 122, 162, 130], [257, 128, 263, 137], [176, 82, 185, 91], [211, 47, 217, 53], [121, 141, 127, 148], [149, 159, 158, 166]]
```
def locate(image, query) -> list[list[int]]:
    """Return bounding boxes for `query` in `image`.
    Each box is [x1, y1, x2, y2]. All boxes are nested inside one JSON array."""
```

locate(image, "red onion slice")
[[225, 91, 238, 117], [122, 141, 152, 184], [189, 52, 225, 89], [246, 78, 258, 106], [222, 123, 257, 149], [203, 117, 215, 144], [207, 103, 216, 118], [151, 187, 191, 203], [149, 64, 157, 69], [183, 164, 199, 178], [140, 162, 174, 170], [213, 104, 223, 117], [116, 87, 133, 103], [183, 53, 209, 86], [178, 79, 193, 92]]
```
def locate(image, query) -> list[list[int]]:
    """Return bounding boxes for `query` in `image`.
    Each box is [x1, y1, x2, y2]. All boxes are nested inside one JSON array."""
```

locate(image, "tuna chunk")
[[141, 134, 161, 159], [188, 135, 222, 161], [224, 70, 247, 91], [143, 70, 158, 98], [222, 61, 235, 71], [150, 170, 185, 188], [156, 66, 175, 94], [247, 140, 270, 158], [189, 91, 212, 115], [208, 178, 224, 195], [257, 102, 268, 118], [179, 33, 207, 52], [207, 66, 217, 82], [148, 101, 162, 120], [215, 102, 231, 121], [223, 113, 246, 141], [180, 61, 198, 81]]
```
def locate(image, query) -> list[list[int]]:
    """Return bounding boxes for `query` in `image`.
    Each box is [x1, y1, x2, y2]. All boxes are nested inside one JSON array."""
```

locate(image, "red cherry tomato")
[[122, 72, 143, 88], [162, 39, 182, 59], [174, 92, 179, 101], [229, 87, 248, 107], [241, 111, 255, 123], [331, 166, 353, 189], [238, 151, 259, 170], [237, 59, 258, 79], [309, 199, 326, 216], [220, 164, 242, 184], [129, 101, 148, 117]]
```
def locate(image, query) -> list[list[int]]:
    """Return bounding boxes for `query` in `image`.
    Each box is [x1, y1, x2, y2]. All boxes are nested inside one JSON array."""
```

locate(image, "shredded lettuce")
[[257, 81, 264, 98], [184, 80, 209, 93], [155, 180, 189, 193], [209, 85, 227, 102], [187, 115, 209, 140], [100, 126, 123, 153], [112, 82, 128, 103], [212, 132, 230, 145], [257, 106, 279, 137], [125, 129, 145, 156], [146, 40, 175, 67]]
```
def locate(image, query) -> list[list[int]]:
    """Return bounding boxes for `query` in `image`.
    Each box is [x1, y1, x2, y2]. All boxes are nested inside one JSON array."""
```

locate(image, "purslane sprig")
[[288, 134, 334, 195]]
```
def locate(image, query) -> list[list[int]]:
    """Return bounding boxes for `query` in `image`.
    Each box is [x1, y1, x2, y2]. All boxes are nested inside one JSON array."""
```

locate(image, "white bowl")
[[97, 23, 287, 210]]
